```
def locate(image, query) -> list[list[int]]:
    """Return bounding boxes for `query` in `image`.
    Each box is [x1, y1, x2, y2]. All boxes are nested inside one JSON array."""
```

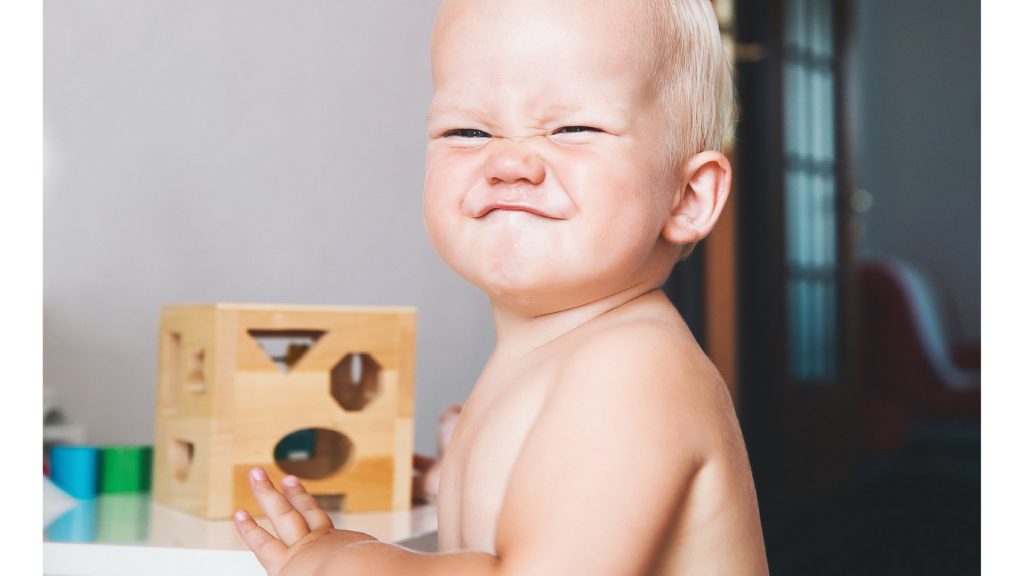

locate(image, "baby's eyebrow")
[[528, 101, 633, 125], [426, 100, 629, 126], [426, 102, 488, 123]]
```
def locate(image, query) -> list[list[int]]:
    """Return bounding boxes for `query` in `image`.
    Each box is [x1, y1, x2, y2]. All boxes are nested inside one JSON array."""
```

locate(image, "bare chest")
[[436, 365, 552, 553]]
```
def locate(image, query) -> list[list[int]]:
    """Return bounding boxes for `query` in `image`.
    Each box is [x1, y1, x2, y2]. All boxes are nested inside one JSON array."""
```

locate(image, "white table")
[[43, 493, 438, 576]]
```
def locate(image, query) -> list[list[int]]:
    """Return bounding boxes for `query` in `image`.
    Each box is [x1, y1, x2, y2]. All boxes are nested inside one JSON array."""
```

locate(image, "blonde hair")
[[644, 0, 736, 163]]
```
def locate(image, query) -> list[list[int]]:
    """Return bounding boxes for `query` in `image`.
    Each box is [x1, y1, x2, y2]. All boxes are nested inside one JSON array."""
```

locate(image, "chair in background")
[[856, 259, 980, 457]]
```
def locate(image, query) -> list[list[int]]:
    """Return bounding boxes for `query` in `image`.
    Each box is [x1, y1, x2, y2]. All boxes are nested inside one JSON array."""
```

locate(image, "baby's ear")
[[661, 151, 732, 245]]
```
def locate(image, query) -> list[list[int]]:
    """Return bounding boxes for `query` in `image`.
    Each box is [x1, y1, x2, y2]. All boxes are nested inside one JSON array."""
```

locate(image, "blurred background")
[[666, 0, 980, 573], [43, 0, 979, 573], [43, 0, 469, 459]]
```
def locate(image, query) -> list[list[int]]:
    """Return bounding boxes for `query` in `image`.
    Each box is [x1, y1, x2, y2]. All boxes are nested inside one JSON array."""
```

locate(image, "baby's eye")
[[553, 126, 603, 134], [443, 128, 492, 139]]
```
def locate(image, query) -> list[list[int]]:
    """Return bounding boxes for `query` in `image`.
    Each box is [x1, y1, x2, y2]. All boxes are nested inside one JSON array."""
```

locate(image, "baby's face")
[[424, 0, 681, 312]]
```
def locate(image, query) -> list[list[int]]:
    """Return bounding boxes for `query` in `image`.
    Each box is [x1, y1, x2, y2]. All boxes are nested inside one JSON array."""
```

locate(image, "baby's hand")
[[234, 467, 376, 576], [412, 403, 463, 503]]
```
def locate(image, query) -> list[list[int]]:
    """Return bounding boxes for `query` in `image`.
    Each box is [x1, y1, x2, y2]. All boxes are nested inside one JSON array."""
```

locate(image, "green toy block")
[[99, 445, 153, 494]]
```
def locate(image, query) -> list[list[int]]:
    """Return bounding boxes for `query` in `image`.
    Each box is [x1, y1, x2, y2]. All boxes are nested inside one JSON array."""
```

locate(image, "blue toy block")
[[51, 445, 101, 500]]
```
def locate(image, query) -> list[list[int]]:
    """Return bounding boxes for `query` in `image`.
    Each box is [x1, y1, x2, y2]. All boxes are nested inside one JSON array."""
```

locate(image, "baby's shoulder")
[[527, 315, 736, 476], [548, 314, 731, 432], [579, 313, 688, 349], [558, 312, 718, 388]]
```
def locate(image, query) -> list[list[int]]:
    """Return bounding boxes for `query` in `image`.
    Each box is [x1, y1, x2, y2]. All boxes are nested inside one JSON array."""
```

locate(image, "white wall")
[[43, 0, 494, 455], [850, 0, 980, 341]]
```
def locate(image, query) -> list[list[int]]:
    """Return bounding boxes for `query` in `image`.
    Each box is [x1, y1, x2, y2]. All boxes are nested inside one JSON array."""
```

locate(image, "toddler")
[[235, 0, 769, 574]]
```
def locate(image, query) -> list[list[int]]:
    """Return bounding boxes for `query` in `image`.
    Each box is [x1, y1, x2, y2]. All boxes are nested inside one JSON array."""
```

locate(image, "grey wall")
[[43, 0, 494, 455], [850, 0, 980, 341]]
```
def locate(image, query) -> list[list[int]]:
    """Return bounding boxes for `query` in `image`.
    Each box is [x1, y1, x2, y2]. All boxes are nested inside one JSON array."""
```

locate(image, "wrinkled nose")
[[484, 140, 546, 186]]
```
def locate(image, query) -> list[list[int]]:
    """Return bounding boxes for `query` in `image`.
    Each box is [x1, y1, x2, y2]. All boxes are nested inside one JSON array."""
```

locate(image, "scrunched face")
[[423, 0, 684, 314]]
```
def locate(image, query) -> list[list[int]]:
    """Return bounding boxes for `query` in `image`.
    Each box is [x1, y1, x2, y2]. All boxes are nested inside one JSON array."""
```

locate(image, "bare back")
[[437, 291, 769, 575]]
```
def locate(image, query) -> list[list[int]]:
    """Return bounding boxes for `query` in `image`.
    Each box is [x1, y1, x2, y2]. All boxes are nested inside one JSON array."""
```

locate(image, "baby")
[[234, 0, 769, 574]]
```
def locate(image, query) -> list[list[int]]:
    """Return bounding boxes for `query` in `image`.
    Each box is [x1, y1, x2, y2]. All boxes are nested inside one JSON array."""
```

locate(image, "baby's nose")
[[485, 140, 546, 186]]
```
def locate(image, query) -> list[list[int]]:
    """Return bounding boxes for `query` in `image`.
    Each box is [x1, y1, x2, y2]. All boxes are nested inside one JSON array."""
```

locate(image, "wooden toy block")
[[152, 304, 416, 519]]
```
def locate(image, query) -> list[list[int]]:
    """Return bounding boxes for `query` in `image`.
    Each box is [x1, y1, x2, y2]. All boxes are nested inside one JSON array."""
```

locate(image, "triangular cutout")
[[247, 330, 326, 373]]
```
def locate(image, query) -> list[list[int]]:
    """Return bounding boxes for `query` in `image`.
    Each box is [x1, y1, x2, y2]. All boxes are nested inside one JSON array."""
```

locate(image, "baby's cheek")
[[421, 197, 459, 268], [422, 166, 461, 223]]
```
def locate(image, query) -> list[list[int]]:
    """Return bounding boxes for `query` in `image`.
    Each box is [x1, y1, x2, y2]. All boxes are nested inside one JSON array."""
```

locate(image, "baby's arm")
[[237, 324, 713, 575], [236, 469, 501, 576]]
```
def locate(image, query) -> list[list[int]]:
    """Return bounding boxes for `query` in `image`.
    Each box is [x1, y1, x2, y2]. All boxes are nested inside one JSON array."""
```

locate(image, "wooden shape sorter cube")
[[152, 304, 415, 519]]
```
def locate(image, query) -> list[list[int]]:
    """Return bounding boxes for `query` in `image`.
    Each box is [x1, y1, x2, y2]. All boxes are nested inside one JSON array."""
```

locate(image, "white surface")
[[44, 543, 264, 576], [44, 494, 437, 576], [43, 477, 78, 527]]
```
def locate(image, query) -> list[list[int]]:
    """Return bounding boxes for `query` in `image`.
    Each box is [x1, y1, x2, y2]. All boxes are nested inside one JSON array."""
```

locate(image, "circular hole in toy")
[[274, 428, 353, 480]]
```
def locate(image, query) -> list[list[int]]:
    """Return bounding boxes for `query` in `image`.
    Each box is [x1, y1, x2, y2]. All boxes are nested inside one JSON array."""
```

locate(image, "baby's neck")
[[489, 283, 666, 363]]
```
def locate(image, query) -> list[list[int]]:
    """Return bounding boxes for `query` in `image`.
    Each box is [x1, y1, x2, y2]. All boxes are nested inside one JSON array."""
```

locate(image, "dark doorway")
[[733, 0, 980, 573]]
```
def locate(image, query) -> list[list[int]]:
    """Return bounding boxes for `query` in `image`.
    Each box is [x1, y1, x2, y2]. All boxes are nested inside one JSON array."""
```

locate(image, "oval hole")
[[273, 428, 353, 480]]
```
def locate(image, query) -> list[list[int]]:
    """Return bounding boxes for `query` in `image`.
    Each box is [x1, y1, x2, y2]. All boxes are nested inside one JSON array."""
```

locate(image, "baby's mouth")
[[475, 203, 567, 220]]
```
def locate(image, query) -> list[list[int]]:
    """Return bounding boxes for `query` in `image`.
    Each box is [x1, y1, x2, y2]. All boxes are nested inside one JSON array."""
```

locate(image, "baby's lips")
[[476, 203, 566, 219], [464, 185, 574, 220]]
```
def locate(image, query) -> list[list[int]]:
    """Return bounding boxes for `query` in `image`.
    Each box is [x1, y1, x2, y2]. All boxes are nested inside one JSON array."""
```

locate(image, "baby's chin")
[[467, 266, 629, 316], [466, 265, 559, 302], [448, 261, 568, 309], [431, 230, 670, 315]]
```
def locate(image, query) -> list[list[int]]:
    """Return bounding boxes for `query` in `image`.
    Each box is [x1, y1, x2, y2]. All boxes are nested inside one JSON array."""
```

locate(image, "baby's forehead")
[[432, 0, 672, 86], [433, 0, 671, 58]]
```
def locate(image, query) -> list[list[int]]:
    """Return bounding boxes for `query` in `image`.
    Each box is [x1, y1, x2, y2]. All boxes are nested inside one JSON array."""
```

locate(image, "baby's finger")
[[280, 475, 333, 532], [248, 467, 313, 545], [234, 509, 287, 573], [413, 453, 436, 472]]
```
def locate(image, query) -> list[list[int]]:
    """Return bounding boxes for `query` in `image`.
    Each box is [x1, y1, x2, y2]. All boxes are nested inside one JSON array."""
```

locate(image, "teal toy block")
[[51, 445, 101, 500]]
